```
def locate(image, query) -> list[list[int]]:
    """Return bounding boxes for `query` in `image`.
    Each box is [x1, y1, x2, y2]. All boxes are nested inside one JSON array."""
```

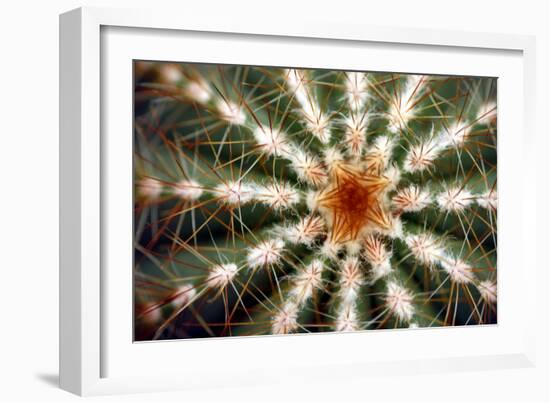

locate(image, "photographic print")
[[133, 61, 497, 341]]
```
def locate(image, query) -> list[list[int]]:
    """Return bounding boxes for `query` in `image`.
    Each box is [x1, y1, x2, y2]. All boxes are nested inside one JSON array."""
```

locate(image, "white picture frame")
[[59, 6, 537, 396]]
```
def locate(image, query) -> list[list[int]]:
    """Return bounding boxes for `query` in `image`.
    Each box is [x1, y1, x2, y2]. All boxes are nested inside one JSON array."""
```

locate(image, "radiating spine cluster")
[[134, 62, 497, 340]]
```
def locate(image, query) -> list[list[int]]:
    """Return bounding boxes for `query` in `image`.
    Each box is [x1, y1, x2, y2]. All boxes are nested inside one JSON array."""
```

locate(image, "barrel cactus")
[[133, 61, 497, 340]]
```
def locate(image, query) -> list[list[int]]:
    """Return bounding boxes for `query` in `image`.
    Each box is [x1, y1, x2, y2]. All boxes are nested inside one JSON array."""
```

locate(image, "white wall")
[[0, 1, 548, 401]]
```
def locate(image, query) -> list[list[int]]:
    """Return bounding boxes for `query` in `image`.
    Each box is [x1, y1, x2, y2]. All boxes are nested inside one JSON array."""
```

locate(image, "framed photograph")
[[60, 6, 536, 396]]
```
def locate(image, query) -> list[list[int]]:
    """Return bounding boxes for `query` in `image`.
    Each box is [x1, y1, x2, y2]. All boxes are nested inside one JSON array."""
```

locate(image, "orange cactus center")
[[316, 163, 392, 243]]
